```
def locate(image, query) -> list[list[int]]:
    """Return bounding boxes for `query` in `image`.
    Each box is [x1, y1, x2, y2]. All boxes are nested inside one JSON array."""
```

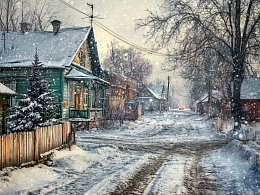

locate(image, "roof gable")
[[0, 27, 91, 68], [147, 84, 165, 99]]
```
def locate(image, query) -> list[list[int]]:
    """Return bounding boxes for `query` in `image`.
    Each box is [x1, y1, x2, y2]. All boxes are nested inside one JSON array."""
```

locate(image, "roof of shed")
[[0, 27, 91, 68], [241, 77, 260, 99], [0, 83, 16, 96], [147, 84, 165, 100]]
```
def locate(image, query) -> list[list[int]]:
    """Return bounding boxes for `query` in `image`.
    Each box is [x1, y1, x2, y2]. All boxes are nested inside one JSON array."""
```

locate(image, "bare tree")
[[103, 41, 153, 92], [137, 0, 260, 129], [0, 0, 70, 32]]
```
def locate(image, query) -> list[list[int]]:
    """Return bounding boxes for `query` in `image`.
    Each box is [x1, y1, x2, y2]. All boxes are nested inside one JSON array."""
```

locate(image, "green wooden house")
[[0, 21, 110, 120]]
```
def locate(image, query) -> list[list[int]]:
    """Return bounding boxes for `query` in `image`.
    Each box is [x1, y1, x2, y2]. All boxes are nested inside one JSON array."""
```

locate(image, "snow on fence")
[[0, 122, 74, 170]]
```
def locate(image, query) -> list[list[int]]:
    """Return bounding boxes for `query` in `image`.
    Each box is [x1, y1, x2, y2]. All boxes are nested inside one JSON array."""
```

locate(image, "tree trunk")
[[232, 68, 243, 130]]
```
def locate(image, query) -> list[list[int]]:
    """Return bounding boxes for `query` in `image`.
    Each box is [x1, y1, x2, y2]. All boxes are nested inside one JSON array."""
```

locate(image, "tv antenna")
[[82, 3, 103, 26]]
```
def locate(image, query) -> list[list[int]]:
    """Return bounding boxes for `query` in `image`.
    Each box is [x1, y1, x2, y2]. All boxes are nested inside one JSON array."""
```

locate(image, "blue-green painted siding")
[[0, 67, 64, 117]]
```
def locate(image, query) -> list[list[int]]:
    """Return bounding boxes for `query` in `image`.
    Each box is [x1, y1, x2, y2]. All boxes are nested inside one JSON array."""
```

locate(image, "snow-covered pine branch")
[[7, 50, 58, 133]]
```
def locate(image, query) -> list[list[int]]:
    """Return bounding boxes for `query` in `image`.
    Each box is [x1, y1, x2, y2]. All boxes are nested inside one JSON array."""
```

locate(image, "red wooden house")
[[241, 76, 260, 121]]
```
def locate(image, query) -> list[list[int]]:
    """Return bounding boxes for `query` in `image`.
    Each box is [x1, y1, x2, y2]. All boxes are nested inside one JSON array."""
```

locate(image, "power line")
[[56, 0, 174, 57], [58, 0, 91, 17], [94, 20, 173, 57]]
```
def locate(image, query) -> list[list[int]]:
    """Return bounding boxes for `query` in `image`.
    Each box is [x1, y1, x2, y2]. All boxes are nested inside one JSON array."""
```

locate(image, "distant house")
[[0, 21, 109, 121], [195, 90, 222, 117], [0, 83, 16, 134], [103, 71, 138, 119], [138, 84, 166, 112], [241, 77, 260, 121]]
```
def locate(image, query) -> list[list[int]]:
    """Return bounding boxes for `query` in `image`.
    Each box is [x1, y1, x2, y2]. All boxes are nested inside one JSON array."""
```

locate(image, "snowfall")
[[1, 109, 260, 194]]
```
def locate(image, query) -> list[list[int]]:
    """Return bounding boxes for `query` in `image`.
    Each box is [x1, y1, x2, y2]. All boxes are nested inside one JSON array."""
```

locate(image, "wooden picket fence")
[[0, 122, 75, 170]]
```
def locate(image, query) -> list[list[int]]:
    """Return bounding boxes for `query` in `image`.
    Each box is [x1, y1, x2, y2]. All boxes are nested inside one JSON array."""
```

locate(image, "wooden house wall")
[[72, 40, 92, 73], [241, 99, 260, 121], [0, 68, 63, 117], [104, 72, 137, 113]]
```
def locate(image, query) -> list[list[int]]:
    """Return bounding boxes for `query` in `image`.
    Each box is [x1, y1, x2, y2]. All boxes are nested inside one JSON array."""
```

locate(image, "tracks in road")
[[107, 140, 228, 195]]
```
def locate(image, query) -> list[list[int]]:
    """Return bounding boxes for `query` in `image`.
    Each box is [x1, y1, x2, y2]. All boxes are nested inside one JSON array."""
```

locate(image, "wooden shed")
[[0, 83, 16, 134], [138, 84, 166, 112]]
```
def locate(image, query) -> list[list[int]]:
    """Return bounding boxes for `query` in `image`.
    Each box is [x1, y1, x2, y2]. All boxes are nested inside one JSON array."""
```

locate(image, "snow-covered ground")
[[1, 109, 260, 194], [143, 155, 192, 195]]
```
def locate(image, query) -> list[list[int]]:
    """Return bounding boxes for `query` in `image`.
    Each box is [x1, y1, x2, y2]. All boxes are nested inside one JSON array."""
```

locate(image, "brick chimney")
[[51, 20, 61, 35]]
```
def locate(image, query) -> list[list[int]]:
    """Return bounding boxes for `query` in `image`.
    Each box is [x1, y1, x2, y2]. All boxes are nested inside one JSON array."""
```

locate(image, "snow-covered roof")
[[0, 27, 91, 68], [147, 84, 165, 100], [241, 77, 260, 99], [65, 68, 110, 85], [65, 68, 96, 79], [0, 83, 16, 96]]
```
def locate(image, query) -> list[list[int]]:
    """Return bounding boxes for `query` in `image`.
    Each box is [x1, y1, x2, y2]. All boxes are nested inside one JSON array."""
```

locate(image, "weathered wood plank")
[[52, 125, 56, 149], [25, 132, 29, 163], [5, 134, 9, 167], [46, 127, 49, 152], [13, 133, 18, 167], [5, 134, 10, 167], [9, 133, 14, 167], [40, 127, 43, 154], [57, 125, 59, 148], [58, 124, 61, 147], [59, 124, 62, 146], [28, 132, 32, 162], [18, 133, 22, 165], [62, 123, 65, 144], [43, 127, 47, 152], [22, 132, 27, 164], [42, 127, 45, 153], [17, 132, 20, 167], [34, 129, 39, 161], [49, 126, 53, 150], [31, 131, 34, 162]]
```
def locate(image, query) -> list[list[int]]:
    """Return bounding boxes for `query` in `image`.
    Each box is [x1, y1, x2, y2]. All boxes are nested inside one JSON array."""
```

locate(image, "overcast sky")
[[59, 0, 189, 105]]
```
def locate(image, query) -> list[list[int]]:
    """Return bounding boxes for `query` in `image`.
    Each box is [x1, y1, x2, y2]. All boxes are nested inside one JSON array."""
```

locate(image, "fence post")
[[13, 133, 18, 167], [2, 135, 6, 168], [34, 129, 39, 161]]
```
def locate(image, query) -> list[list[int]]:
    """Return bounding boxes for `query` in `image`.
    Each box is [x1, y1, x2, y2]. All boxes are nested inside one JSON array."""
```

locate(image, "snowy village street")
[[2, 109, 260, 195]]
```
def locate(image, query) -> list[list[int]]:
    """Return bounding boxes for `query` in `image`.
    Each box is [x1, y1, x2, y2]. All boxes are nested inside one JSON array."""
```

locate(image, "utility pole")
[[167, 76, 170, 110], [87, 3, 94, 26], [208, 79, 212, 118]]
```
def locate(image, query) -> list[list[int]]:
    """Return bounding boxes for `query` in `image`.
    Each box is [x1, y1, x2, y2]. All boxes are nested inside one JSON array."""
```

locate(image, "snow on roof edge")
[[147, 87, 161, 99]]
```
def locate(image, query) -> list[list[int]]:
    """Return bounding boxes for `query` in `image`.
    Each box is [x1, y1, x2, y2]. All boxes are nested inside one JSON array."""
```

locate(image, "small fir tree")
[[7, 50, 57, 132]]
